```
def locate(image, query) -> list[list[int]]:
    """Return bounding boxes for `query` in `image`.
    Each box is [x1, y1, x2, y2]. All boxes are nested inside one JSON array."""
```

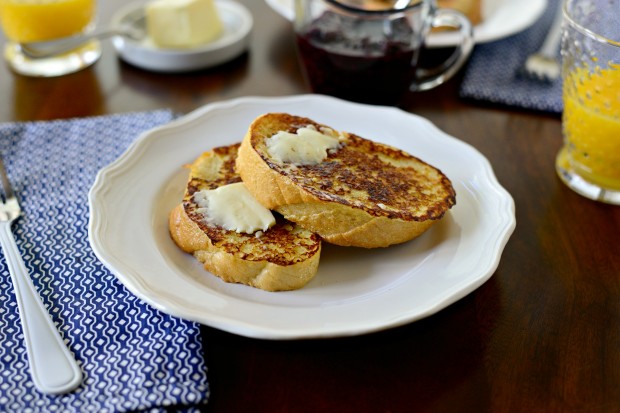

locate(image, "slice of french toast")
[[236, 113, 456, 248], [169, 143, 322, 291]]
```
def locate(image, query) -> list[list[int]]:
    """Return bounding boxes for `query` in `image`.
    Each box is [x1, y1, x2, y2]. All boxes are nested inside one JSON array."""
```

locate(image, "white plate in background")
[[89, 95, 516, 340], [265, 0, 547, 48]]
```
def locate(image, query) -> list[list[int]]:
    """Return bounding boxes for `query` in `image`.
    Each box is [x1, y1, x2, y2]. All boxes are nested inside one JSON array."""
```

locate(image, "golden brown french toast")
[[169, 143, 322, 291], [236, 113, 456, 248]]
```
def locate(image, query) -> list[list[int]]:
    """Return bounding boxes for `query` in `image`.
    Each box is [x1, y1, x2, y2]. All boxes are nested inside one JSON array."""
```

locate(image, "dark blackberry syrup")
[[296, 11, 418, 105]]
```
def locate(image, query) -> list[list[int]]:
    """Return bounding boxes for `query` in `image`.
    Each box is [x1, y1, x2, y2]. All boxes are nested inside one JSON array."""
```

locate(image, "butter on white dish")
[[193, 182, 275, 234], [146, 0, 223, 48], [266, 125, 342, 165], [111, 0, 253, 72]]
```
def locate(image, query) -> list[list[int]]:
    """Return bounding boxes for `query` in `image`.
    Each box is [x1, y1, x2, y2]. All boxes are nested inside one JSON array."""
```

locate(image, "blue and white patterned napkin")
[[0, 111, 209, 412], [460, 0, 562, 113]]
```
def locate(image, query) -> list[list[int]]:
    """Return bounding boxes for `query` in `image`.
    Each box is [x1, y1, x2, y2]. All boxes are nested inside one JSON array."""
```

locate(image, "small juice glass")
[[0, 0, 101, 77], [556, 0, 620, 204]]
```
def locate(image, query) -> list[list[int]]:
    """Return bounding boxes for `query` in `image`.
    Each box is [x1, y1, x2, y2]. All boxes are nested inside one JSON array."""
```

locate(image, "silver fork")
[[0, 156, 82, 394], [520, 1, 564, 82]]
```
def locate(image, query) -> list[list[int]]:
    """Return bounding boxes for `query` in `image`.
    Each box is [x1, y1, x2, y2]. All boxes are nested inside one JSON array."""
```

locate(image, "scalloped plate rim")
[[88, 94, 516, 339]]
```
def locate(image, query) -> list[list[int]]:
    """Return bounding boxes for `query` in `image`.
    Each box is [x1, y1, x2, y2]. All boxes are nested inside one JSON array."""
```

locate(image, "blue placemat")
[[460, 0, 563, 113], [0, 111, 209, 412]]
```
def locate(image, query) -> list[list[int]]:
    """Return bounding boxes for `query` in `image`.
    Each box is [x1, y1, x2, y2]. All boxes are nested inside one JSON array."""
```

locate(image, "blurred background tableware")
[[110, 0, 253, 73], [459, 0, 561, 113], [0, 0, 101, 77], [519, 0, 562, 82], [556, 0, 620, 204], [293, 0, 474, 105], [16, 21, 144, 60], [266, 0, 547, 47]]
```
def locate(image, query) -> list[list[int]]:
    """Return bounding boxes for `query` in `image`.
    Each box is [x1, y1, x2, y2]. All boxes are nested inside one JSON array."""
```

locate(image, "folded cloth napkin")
[[0, 111, 209, 412], [460, 0, 562, 113]]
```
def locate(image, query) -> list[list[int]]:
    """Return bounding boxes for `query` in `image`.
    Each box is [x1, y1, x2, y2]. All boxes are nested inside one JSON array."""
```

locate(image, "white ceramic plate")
[[88, 95, 515, 340], [110, 0, 252, 72], [265, 0, 547, 48]]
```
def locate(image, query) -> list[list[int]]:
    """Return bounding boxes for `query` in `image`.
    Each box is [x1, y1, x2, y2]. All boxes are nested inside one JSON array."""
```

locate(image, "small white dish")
[[110, 0, 252, 72], [265, 0, 547, 48], [88, 95, 516, 340]]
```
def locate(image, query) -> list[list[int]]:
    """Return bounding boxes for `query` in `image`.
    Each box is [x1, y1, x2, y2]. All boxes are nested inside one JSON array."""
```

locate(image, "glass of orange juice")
[[0, 0, 101, 77], [556, 0, 620, 204]]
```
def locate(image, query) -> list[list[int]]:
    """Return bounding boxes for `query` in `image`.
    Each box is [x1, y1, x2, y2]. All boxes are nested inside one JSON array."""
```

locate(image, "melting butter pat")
[[193, 182, 275, 234], [266, 126, 342, 165], [146, 0, 223, 48]]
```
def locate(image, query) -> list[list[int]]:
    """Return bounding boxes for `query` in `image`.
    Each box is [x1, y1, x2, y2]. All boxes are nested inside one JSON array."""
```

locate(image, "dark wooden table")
[[1, 1, 619, 412]]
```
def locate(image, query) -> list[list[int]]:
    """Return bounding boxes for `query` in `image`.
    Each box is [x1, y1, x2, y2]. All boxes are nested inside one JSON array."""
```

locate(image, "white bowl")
[[110, 0, 253, 72]]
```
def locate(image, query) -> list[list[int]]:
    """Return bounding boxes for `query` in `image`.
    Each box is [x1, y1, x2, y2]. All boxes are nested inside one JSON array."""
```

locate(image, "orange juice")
[[561, 66, 620, 191], [0, 0, 95, 43]]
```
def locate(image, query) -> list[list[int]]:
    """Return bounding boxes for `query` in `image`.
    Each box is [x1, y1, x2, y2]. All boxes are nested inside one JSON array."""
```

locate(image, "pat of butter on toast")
[[237, 113, 456, 248], [169, 144, 322, 291]]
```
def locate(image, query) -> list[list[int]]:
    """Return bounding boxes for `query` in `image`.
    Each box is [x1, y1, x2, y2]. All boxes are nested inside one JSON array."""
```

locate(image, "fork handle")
[[0, 223, 82, 394], [540, 1, 564, 58]]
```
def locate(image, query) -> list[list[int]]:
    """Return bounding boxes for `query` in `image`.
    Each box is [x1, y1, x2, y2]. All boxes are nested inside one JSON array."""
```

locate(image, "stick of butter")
[[146, 0, 223, 48]]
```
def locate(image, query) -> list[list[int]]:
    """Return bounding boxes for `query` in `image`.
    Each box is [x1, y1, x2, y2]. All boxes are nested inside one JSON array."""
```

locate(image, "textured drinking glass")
[[0, 0, 101, 77], [556, 0, 620, 204], [293, 0, 474, 105]]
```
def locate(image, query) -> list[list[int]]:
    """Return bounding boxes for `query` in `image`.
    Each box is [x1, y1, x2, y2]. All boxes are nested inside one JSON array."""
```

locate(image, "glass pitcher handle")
[[411, 8, 475, 91]]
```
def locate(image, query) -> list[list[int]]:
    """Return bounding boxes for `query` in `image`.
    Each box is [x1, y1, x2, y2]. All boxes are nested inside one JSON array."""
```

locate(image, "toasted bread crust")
[[237, 113, 456, 248], [169, 143, 321, 291]]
